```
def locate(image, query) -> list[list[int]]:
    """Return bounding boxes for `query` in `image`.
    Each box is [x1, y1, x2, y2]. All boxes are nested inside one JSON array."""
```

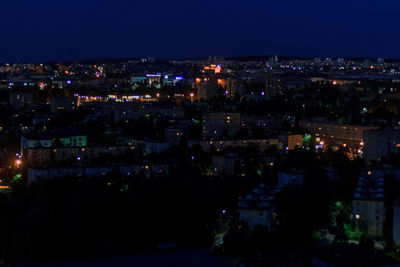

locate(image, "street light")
[[355, 214, 360, 230], [15, 159, 21, 167], [220, 209, 226, 232]]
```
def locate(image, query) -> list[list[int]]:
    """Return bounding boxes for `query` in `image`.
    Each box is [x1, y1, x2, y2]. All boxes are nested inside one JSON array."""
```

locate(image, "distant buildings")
[[237, 183, 280, 231], [278, 170, 304, 187], [202, 112, 241, 139], [212, 153, 245, 176], [23, 145, 135, 167], [190, 138, 282, 153], [363, 128, 400, 162], [165, 128, 184, 146], [27, 162, 170, 184], [9, 92, 33, 110], [51, 96, 78, 113], [393, 199, 400, 246], [298, 119, 378, 148], [21, 130, 87, 154], [195, 77, 217, 101], [352, 175, 385, 239], [279, 134, 303, 150]]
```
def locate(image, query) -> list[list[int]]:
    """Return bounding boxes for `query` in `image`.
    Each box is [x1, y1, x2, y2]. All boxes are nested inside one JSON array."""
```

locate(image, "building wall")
[[21, 135, 87, 154], [196, 78, 217, 101], [287, 135, 303, 150], [363, 129, 400, 162], [238, 209, 271, 231], [393, 201, 400, 246], [190, 138, 282, 153], [352, 199, 385, 238], [9, 92, 33, 110], [50, 97, 78, 113], [298, 119, 377, 146], [202, 113, 241, 139], [278, 172, 303, 187], [212, 155, 243, 176]]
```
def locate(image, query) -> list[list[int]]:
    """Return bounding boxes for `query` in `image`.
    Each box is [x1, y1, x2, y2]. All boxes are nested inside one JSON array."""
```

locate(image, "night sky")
[[2, 0, 400, 62]]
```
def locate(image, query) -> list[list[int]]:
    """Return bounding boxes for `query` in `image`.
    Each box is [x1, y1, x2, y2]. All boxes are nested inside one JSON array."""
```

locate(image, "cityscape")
[[2, 1, 400, 267]]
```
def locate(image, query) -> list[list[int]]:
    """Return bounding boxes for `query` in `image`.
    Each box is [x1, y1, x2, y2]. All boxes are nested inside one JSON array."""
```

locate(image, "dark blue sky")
[[1, 0, 400, 62]]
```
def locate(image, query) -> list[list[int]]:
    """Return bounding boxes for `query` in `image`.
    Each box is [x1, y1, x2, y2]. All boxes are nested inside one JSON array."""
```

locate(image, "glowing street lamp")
[[15, 159, 21, 167], [355, 214, 360, 230]]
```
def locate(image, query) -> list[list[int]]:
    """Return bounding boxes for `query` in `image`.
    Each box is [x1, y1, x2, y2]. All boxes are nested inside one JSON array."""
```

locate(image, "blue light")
[[175, 76, 183, 80]]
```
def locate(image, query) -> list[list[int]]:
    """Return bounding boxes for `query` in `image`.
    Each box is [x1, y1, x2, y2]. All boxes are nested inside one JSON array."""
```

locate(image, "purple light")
[[77, 157, 81, 161], [222, 210, 226, 214], [191, 156, 194, 160], [261, 92, 265, 96]]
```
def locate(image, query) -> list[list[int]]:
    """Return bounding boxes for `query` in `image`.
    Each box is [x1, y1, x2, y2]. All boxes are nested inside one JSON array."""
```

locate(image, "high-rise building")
[[195, 77, 217, 101]]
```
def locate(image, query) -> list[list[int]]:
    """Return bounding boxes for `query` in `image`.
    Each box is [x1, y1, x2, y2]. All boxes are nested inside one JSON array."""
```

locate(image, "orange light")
[[16, 160, 21, 166]]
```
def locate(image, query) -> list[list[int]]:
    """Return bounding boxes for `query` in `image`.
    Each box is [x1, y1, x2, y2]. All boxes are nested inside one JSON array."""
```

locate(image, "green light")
[[303, 134, 312, 144], [12, 173, 22, 183]]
